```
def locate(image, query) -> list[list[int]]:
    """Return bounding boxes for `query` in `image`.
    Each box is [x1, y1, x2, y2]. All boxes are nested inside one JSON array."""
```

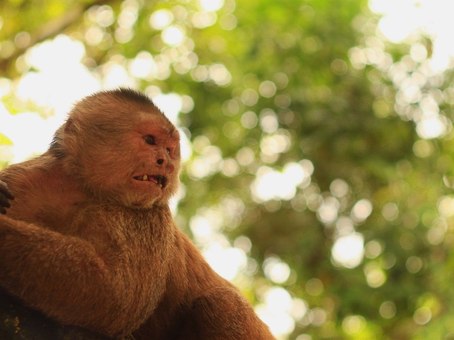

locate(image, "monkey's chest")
[[111, 237, 172, 327], [68, 206, 173, 321]]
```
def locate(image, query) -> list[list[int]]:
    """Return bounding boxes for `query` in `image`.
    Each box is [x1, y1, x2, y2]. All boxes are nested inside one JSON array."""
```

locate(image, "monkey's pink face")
[[126, 116, 181, 207], [81, 115, 181, 208]]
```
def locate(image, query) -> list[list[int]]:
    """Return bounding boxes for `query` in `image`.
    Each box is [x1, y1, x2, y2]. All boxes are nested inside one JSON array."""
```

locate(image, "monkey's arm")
[[134, 232, 274, 340], [0, 214, 128, 337], [176, 238, 275, 340], [179, 287, 274, 340]]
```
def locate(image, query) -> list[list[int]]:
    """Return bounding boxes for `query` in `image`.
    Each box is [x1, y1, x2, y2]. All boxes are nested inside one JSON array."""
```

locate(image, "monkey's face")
[[126, 114, 181, 208], [69, 113, 181, 209]]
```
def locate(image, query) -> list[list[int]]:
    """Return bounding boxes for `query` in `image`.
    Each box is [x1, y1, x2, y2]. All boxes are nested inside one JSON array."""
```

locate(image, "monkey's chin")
[[122, 176, 177, 208], [125, 186, 169, 209], [125, 192, 160, 209]]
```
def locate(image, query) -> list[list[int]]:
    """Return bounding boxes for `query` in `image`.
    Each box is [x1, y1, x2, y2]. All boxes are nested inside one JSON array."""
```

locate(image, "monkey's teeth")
[[134, 174, 167, 188]]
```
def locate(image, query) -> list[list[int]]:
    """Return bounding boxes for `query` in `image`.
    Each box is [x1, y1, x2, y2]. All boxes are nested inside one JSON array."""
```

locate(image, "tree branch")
[[0, 0, 115, 74]]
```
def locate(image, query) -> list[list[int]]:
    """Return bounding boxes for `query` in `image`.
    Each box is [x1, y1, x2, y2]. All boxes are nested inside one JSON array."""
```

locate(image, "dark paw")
[[0, 180, 14, 214]]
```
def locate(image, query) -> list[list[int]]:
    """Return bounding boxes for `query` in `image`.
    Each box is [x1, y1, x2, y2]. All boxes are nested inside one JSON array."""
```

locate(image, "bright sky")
[[370, 0, 454, 72]]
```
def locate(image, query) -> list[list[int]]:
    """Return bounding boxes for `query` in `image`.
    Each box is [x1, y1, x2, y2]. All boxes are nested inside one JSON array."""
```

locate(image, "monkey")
[[0, 89, 274, 339]]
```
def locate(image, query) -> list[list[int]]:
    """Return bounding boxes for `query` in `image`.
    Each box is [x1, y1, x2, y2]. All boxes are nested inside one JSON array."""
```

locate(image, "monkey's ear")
[[64, 118, 75, 133], [64, 117, 83, 135], [49, 124, 66, 158]]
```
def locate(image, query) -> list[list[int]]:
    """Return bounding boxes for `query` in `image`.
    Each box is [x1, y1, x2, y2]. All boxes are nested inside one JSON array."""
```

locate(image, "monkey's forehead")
[[136, 111, 179, 136]]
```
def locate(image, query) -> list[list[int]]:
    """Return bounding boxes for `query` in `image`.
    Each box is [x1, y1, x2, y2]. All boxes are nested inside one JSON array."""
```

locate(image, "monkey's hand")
[[0, 180, 14, 215]]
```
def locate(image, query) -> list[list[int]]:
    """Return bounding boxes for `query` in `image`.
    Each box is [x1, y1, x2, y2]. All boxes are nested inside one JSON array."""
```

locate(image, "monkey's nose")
[[157, 158, 164, 165]]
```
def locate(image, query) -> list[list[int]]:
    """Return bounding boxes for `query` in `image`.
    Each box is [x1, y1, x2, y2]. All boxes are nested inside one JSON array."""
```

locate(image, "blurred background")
[[1, 0, 454, 338]]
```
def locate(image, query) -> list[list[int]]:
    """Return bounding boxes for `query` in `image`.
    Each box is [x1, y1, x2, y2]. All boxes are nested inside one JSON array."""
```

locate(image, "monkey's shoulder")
[[0, 155, 87, 227], [0, 154, 78, 199]]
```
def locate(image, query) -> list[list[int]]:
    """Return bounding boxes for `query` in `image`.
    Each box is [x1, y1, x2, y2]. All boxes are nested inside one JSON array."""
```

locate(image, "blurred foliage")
[[1, 0, 454, 339]]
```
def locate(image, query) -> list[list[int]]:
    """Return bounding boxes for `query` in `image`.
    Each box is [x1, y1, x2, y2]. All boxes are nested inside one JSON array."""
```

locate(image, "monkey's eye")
[[166, 148, 171, 155], [144, 135, 156, 145]]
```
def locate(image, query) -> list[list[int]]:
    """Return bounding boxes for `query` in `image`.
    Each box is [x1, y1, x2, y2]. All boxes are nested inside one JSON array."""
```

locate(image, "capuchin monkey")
[[0, 89, 273, 339]]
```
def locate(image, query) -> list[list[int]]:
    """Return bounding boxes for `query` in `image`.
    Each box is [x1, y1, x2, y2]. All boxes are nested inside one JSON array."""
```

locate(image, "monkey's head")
[[52, 88, 181, 208]]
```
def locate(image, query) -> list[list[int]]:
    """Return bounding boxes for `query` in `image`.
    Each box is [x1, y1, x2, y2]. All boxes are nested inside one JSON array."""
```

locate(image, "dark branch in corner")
[[0, 0, 115, 73]]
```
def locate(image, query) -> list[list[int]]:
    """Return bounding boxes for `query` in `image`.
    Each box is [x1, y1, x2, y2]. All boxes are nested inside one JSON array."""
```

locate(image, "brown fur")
[[0, 89, 273, 339]]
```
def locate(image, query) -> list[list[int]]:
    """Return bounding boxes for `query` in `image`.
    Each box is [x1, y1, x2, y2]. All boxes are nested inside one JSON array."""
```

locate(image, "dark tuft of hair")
[[49, 135, 66, 159], [110, 88, 154, 106]]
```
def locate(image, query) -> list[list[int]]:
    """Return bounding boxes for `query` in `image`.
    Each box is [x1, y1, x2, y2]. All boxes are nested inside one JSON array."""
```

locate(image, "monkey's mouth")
[[133, 174, 168, 188]]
